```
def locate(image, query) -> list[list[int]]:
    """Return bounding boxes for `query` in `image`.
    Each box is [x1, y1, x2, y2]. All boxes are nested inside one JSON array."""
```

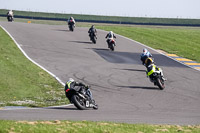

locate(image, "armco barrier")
[[1, 14, 200, 27]]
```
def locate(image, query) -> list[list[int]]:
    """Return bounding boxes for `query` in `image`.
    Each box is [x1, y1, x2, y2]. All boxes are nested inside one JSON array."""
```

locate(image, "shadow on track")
[[69, 41, 93, 44], [53, 29, 71, 32], [92, 48, 187, 67], [118, 85, 160, 90], [117, 68, 146, 72], [45, 106, 78, 110]]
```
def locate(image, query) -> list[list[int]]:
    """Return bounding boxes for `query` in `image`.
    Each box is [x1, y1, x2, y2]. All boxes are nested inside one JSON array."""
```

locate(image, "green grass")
[[96, 25, 200, 62], [1, 9, 200, 25], [1, 16, 200, 62], [0, 27, 69, 107], [0, 10, 200, 132], [0, 120, 199, 133]]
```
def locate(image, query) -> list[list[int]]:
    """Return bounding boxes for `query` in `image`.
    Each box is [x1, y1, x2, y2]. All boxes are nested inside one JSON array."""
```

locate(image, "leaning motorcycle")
[[90, 32, 97, 44], [68, 20, 75, 31], [7, 15, 13, 22], [107, 38, 116, 51], [149, 69, 165, 90], [65, 86, 98, 110]]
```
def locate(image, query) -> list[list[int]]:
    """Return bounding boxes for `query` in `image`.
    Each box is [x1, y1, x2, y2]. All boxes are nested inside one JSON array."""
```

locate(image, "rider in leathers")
[[7, 10, 14, 21], [145, 58, 165, 83], [65, 78, 93, 100], [105, 31, 116, 47], [88, 25, 97, 40], [68, 16, 76, 27], [140, 48, 152, 66]]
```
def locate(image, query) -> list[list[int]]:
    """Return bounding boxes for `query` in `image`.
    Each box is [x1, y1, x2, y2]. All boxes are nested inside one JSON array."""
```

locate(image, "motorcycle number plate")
[[86, 101, 90, 107]]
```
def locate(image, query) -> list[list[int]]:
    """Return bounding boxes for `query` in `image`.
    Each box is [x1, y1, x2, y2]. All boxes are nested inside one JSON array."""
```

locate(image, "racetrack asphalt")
[[0, 21, 200, 125]]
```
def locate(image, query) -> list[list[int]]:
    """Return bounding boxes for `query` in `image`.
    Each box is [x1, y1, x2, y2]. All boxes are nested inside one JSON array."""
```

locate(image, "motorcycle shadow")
[[53, 29, 71, 32], [69, 41, 93, 44], [118, 85, 160, 90], [117, 68, 146, 72], [44, 106, 78, 110]]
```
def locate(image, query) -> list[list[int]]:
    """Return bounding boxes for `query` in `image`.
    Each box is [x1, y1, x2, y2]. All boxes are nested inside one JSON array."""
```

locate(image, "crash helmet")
[[109, 31, 113, 35], [68, 78, 74, 83], [145, 57, 154, 66], [143, 48, 149, 54]]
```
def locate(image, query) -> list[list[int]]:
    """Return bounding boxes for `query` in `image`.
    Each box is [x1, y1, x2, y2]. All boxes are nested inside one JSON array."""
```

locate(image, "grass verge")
[[1, 9, 200, 25], [95, 25, 200, 63], [1, 17, 200, 62], [0, 26, 69, 107], [0, 120, 199, 133]]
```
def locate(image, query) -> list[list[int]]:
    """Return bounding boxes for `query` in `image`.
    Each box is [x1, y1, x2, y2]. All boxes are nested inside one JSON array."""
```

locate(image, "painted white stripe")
[[0, 25, 74, 109], [0, 25, 65, 86]]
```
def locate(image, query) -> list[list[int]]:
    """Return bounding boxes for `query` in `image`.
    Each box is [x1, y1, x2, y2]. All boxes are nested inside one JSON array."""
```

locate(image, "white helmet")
[[68, 78, 74, 83], [109, 31, 113, 34], [143, 48, 148, 54]]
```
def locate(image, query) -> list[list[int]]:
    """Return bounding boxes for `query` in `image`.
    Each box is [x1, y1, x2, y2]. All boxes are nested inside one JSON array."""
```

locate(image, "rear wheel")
[[110, 43, 114, 51], [71, 95, 86, 110], [156, 76, 165, 90]]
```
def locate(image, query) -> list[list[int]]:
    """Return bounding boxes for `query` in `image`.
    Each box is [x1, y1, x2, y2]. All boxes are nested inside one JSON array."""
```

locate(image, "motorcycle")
[[65, 86, 98, 110], [7, 15, 13, 22], [107, 38, 116, 51], [68, 20, 75, 31], [89, 32, 97, 44], [148, 67, 165, 90]]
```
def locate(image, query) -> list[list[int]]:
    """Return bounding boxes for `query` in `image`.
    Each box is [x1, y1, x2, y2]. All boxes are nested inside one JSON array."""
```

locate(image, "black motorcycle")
[[89, 32, 97, 44], [107, 38, 116, 51], [65, 86, 98, 110], [68, 20, 75, 31], [7, 15, 13, 22]]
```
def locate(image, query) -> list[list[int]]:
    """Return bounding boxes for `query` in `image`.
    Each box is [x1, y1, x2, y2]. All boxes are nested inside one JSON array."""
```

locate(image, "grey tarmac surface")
[[0, 22, 200, 125]]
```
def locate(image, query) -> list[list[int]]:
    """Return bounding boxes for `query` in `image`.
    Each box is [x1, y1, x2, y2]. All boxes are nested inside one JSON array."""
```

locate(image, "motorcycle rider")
[[88, 25, 97, 40], [141, 48, 152, 66], [7, 10, 14, 21], [68, 16, 75, 27], [105, 31, 116, 47], [65, 78, 93, 100], [145, 58, 165, 83]]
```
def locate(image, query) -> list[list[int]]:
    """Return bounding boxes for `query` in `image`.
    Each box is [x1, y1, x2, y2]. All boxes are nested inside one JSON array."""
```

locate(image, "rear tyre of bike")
[[110, 44, 114, 51], [71, 95, 86, 110], [156, 77, 165, 90], [8, 17, 12, 22]]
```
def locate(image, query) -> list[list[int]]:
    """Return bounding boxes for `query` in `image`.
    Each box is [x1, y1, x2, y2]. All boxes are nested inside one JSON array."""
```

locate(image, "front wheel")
[[156, 76, 165, 90], [92, 37, 96, 44], [71, 95, 86, 110], [69, 25, 74, 31]]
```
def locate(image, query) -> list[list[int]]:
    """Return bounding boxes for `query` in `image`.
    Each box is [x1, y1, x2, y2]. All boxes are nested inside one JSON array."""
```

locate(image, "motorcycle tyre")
[[156, 77, 165, 90], [71, 95, 86, 110], [110, 43, 114, 51]]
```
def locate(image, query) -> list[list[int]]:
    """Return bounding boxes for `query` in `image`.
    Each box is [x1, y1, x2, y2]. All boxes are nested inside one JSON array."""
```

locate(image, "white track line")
[[0, 25, 74, 109], [0, 25, 65, 86]]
